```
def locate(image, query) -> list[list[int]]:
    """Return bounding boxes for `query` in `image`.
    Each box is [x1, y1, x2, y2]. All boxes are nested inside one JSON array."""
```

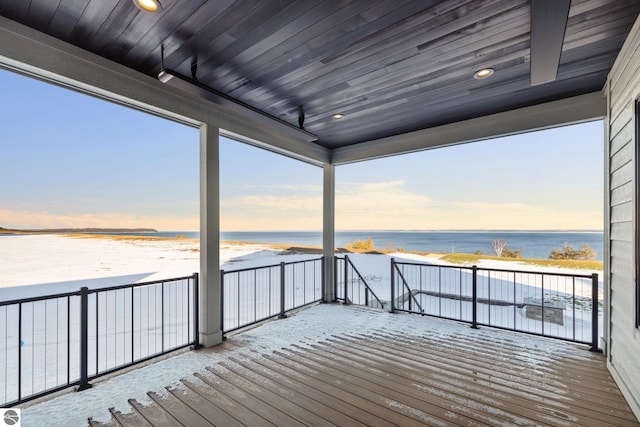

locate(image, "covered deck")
[[67, 304, 638, 426]]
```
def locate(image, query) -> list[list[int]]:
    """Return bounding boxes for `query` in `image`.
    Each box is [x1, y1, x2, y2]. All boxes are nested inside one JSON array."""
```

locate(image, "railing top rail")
[[89, 274, 197, 294], [0, 289, 82, 307], [222, 257, 322, 275], [0, 274, 197, 306], [392, 259, 597, 279]]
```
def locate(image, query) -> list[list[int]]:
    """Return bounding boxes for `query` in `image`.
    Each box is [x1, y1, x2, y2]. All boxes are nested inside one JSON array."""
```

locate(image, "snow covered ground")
[[0, 234, 604, 426], [17, 303, 583, 426]]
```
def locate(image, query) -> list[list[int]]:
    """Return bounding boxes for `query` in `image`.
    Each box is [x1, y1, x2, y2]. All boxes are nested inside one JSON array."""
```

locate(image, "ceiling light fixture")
[[133, 0, 161, 12], [473, 68, 495, 79], [332, 113, 345, 120]]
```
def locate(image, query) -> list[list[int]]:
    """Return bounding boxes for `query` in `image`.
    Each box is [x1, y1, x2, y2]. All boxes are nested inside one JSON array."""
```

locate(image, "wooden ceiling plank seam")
[[342, 20, 530, 90], [240, 15, 529, 114], [213, 0, 348, 81], [562, 17, 640, 55], [290, 37, 531, 119], [119, 0, 208, 66], [320, 0, 483, 65], [192, 0, 299, 81], [566, 0, 640, 34], [134, 0, 237, 72], [243, 1, 530, 106], [217, 0, 390, 94], [567, 0, 620, 19], [85, 1, 139, 51], [223, 0, 440, 100], [329, 78, 604, 147], [47, 0, 91, 40], [68, 0, 119, 45], [316, 61, 608, 146], [309, 54, 529, 124], [0, 0, 32, 22], [25, 0, 60, 31]]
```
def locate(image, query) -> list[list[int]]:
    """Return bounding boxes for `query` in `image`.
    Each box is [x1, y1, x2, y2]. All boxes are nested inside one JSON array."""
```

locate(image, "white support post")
[[199, 123, 223, 347], [323, 163, 336, 302]]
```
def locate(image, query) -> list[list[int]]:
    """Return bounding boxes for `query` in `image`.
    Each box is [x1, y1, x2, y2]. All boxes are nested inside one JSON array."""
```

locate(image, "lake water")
[[116, 230, 604, 260]]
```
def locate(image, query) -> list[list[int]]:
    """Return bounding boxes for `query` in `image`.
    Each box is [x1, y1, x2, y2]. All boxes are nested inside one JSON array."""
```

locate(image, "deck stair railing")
[[335, 255, 385, 309], [0, 274, 199, 407], [220, 257, 323, 334], [390, 258, 601, 350]]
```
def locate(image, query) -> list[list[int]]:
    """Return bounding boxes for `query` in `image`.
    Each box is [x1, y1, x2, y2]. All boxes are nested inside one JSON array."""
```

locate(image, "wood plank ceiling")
[[1, 0, 639, 149]]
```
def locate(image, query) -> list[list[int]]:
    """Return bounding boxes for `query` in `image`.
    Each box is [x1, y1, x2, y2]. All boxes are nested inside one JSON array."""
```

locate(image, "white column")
[[323, 163, 336, 302], [199, 123, 223, 347]]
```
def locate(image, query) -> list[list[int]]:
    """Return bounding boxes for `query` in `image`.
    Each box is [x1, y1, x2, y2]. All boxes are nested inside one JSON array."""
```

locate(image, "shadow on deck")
[[89, 305, 638, 426]]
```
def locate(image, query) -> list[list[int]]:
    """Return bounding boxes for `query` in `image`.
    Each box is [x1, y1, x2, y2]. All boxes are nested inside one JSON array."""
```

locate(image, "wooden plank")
[[227, 356, 394, 427], [147, 390, 214, 427], [326, 335, 636, 423], [47, 0, 88, 39], [128, 398, 182, 427], [277, 346, 506, 426], [214, 361, 367, 426], [194, 370, 305, 427], [255, 352, 429, 427], [301, 340, 569, 426], [166, 384, 244, 427], [181, 377, 274, 427], [108, 407, 153, 427]]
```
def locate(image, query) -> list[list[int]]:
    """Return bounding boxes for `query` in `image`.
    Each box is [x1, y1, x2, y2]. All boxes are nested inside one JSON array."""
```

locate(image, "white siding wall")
[[606, 15, 640, 419]]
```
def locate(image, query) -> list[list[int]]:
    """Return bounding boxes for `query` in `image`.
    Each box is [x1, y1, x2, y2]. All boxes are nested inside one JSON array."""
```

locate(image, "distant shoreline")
[[0, 227, 158, 234]]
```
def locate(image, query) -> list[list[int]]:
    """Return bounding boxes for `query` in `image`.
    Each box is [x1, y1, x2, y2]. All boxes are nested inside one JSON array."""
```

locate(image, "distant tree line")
[[548, 242, 597, 260]]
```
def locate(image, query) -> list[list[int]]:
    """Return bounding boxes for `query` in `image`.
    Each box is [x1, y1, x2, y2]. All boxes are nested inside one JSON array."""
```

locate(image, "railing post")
[[590, 273, 601, 352], [191, 273, 202, 349], [77, 287, 92, 391], [471, 266, 478, 329], [220, 270, 226, 340], [344, 255, 349, 305], [279, 262, 287, 318], [390, 258, 395, 313]]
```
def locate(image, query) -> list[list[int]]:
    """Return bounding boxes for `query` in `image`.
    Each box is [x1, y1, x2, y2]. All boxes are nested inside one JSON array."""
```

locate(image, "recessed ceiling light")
[[473, 68, 495, 79], [133, 0, 161, 12], [332, 113, 345, 120]]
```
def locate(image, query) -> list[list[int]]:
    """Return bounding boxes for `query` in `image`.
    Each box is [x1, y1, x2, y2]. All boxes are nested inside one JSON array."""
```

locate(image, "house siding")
[[606, 14, 640, 419]]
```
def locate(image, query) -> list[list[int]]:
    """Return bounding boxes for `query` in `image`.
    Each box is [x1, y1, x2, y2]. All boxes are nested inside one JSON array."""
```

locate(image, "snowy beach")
[[0, 234, 601, 298]]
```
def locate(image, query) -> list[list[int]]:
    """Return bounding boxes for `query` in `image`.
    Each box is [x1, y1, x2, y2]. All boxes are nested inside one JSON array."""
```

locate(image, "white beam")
[[331, 92, 606, 165], [0, 16, 329, 166], [323, 164, 336, 302], [199, 123, 223, 347]]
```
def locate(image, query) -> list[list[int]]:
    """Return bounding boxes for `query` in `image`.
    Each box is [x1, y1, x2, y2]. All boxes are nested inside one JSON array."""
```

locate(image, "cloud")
[[0, 208, 199, 231], [335, 180, 601, 230], [221, 197, 322, 231], [1, 180, 602, 232]]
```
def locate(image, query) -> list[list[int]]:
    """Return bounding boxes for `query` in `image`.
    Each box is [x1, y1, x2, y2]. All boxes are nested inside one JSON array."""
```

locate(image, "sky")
[[0, 68, 604, 231]]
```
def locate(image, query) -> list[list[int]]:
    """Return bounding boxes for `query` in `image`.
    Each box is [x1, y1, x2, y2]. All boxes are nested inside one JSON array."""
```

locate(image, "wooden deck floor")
[[90, 310, 639, 426]]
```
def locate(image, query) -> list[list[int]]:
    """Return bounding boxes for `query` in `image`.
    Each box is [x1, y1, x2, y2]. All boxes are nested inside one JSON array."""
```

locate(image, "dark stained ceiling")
[[1, 0, 639, 149]]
